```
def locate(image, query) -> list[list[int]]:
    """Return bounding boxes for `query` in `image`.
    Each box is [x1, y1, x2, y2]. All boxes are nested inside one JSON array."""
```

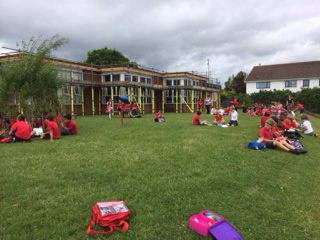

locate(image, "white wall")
[[246, 79, 319, 94]]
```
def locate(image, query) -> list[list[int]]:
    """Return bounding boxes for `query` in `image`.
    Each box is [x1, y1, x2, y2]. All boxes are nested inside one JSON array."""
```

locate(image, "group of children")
[[256, 103, 316, 154], [106, 99, 140, 118], [0, 112, 77, 143], [192, 106, 239, 126], [191, 98, 317, 155]]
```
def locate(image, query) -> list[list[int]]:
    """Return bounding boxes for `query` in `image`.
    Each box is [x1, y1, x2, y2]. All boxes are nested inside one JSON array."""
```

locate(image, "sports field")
[[1, 112, 319, 239]]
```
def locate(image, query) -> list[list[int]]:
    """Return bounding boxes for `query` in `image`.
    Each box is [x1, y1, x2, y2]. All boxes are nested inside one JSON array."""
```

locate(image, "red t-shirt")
[[66, 120, 78, 134], [214, 115, 222, 122], [47, 121, 60, 139], [297, 103, 303, 110], [259, 126, 275, 144], [54, 115, 63, 126], [282, 119, 290, 130], [10, 121, 32, 140], [192, 114, 200, 125], [260, 116, 269, 128], [154, 112, 162, 119]]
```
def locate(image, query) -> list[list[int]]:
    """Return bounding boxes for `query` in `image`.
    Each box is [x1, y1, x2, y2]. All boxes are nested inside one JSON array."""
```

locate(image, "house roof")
[[245, 61, 320, 82]]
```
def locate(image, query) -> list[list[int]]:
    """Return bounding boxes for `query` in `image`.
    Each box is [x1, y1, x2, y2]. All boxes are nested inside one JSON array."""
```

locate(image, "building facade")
[[0, 55, 221, 116], [245, 61, 320, 94]]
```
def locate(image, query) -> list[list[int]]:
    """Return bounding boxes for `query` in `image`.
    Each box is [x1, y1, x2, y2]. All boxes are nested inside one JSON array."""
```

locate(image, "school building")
[[0, 54, 221, 115]]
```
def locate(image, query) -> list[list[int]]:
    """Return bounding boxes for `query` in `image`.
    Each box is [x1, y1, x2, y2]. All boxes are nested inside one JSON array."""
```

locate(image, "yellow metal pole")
[[151, 89, 155, 113], [128, 88, 131, 102], [111, 87, 114, 115], [70, 85, 74, 115], [191, 90, 194, 112], [180, 90, 182, 113], [162, 90, 165, 113], [81, 87, 84, 116], [98, 89, 101, 115], [91, 87, 94, 116], [175, 90, 178, 113], [139, 87, 142, 113]]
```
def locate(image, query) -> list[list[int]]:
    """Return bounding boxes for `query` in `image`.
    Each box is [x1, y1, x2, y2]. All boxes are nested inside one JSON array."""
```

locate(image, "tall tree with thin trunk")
[[0, 34, 69, 119]]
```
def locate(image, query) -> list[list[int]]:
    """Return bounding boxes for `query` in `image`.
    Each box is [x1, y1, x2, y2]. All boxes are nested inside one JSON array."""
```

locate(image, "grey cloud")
[[1, 0, 320, 85]]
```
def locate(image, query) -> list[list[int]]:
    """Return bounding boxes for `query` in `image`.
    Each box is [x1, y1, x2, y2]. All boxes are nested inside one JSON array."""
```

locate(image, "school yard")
[[1, 111, 319, 239]]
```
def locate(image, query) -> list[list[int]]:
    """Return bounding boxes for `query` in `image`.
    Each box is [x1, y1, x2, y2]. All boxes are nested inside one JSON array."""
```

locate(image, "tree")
[[0, 34, 69, 119], [230, 71, 247, 94], [84, 47, 138, 66], [224, 76, 233, 91]]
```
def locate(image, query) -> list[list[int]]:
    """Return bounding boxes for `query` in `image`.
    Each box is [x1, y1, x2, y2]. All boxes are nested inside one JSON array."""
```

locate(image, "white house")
[[245, 61, 320, 94]]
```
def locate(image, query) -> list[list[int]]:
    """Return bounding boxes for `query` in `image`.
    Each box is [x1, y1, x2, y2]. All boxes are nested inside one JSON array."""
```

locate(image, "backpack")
[[290, 140, 304, 150], [86, 201, 130, 236], [0, 135, 13, 143], [247, 141, 265, 151]]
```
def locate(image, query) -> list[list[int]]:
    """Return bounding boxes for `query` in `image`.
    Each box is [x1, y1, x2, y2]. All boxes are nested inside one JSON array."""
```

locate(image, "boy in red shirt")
[[9, 114, 35, 142], [40, 114, 60, 141], [60, 114, 78, 135], [296, 102, 304, 114], [192, 111, 206, 125]]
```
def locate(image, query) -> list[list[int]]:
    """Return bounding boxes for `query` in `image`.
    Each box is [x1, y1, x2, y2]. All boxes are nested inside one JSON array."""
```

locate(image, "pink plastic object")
[[188, 210, 224, 236]]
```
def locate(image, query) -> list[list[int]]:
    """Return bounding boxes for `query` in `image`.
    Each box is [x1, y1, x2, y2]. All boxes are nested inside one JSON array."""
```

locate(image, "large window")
[[112, 74, 120, 81], [125, 74, 131, 82], [59, 70, 82, 80], [132, 75, 138, 82], [166, 80, 172, 86], [165, 90, 174, 103], [102, 87, 109, 104], [145, 89, 151, 103], [285, 80, 297, 88], [73, 85, 82, 104], [62, 84, 70, 104], [173, 79, 180, 86], [256, 82, 270, 89], [303, 79, 309, 87], [104, 75, 111, 82], [140, 77, 146, 83], [181, 90, 192, 103]]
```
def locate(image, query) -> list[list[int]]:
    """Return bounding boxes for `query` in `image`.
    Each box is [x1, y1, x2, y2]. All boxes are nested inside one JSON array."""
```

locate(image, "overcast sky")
[[1, 0, 320, 86]]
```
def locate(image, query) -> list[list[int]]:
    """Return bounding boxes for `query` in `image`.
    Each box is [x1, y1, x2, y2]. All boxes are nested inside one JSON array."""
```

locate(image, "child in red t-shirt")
[[60, 114, 78, 135], [154, 111, 165, 122], [213, 111, 225, 125], [192, 111, 206, 125], [258, 119, 305, 154], [9, 114, 35, 142], [40, 114, 60, 141]]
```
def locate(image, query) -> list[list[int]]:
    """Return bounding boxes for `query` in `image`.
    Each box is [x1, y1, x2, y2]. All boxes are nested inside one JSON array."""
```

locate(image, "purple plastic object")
[[209, 220, 242, 240]]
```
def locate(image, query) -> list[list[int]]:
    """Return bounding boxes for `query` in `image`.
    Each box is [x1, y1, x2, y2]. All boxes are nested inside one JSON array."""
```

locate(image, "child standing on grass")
[[106, 98, 113, 119], [258, 119, 306, 154], [227, 106, 238, 126]]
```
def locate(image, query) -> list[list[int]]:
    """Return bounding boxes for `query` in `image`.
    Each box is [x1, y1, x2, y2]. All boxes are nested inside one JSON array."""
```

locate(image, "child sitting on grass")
[[192, 111, 207, 125], [258, 119, 307, 154], [40, 114, 60, 141], [300, 115, 317, 137], [213, 110, 225, 125], [227, 106, 238, 126]]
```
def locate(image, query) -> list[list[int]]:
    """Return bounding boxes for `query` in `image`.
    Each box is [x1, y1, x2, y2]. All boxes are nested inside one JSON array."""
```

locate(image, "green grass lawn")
[[1, 112, 320, 240]]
